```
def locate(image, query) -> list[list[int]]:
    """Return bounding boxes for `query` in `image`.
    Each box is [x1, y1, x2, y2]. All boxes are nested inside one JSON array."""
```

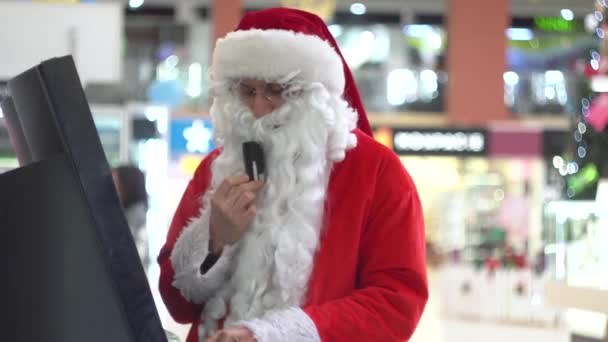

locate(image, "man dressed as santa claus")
[[158, 7, 428, 342]]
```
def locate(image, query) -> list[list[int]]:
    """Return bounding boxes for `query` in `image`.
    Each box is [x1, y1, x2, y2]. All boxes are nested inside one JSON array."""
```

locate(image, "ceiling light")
[[350, 3, 366, 15], [129, 0, 144, 9], [560, 9, 574, 21]]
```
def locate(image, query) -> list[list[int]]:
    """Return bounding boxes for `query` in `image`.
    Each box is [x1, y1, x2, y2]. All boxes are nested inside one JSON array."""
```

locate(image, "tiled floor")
[[411, 269, 570, 342]]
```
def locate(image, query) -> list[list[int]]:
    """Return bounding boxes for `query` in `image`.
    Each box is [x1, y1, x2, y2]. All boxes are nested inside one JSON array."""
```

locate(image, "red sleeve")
[[304, 151, 428, 341], [157, 150, 220, 323]]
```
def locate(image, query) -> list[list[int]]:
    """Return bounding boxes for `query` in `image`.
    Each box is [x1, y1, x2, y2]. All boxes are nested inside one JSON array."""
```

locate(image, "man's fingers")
[[214, 330, 228, 342], [244, 180, 265, 192], [216, 174, 250, 198], [227, 180, 264, 206], [234, 191, 256, 210], [215, 179, 232, 199], [232, 202, 257, 233], [206, 330, 220, 342], [229, 174, 250, 185], [210, 328, 255, 342], [246, 205, 257, 218], [209, 175, 262, 247]]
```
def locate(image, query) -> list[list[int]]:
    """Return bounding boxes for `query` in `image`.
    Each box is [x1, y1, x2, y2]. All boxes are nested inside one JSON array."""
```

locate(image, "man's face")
[[236, 79, 289, 118]]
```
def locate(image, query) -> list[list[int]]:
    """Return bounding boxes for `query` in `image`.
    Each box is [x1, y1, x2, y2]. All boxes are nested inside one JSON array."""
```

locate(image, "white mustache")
[[231, 102, 297, 142]]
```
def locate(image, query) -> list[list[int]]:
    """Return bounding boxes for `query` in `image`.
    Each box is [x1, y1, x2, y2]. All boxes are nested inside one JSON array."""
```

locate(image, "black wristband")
[[199, 251, 221, 275]]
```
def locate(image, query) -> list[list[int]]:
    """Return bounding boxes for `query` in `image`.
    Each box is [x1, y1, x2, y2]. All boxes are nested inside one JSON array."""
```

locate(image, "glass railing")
[[353, 66, 446, 113], [352, 67, 586, 116], [505, 70, 583, 116]]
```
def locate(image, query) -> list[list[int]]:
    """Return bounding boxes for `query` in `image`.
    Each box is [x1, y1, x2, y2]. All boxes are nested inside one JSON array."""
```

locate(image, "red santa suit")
[[157, 8, 428, 342]]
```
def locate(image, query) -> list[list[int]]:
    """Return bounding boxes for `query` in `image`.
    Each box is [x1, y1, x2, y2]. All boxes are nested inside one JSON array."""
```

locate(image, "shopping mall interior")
[[1, 0, 607, 341]]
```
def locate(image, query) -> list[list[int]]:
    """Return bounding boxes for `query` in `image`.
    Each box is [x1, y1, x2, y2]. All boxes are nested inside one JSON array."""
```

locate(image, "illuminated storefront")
[[374, 126, 546, 264]]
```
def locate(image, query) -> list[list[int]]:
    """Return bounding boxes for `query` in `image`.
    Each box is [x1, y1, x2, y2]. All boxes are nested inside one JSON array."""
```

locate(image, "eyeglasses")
[[236, 81, 289, 104]]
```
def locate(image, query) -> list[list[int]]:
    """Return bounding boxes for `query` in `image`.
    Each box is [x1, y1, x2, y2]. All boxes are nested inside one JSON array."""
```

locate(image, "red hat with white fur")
[[210, 7, 373, 136]]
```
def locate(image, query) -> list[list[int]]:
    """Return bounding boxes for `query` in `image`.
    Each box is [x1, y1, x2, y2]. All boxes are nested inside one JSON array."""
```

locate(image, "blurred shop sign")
[[534, 16, 584, 33], [489, 126, 542, 158], [170, 119, 215, 156], [392, 128, 487, 156]]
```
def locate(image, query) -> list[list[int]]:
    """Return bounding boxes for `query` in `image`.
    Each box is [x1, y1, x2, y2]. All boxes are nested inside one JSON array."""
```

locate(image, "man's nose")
[[250, 94, 274, 118]]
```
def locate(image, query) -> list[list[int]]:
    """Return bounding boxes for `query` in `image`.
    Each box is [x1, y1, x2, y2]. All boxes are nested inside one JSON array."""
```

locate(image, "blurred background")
[[1, 0, 607, 341]]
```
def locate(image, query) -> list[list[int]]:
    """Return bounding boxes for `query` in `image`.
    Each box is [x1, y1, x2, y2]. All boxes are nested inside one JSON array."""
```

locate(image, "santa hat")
[[210, 7, 372, 136]]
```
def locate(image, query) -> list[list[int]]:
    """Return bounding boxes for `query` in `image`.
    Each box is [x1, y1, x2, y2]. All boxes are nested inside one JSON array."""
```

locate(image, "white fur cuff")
[[170, 211, 235, 304], [237, 307, 321, 342]]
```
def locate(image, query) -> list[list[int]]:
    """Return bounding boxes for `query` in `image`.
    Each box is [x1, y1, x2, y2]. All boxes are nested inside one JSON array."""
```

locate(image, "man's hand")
[[206, 327, 256, 342], [209, 174, 264, 253]]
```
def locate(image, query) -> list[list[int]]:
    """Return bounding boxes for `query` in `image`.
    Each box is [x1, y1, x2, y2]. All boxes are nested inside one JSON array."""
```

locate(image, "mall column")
[[447, 0, 510, 125], [212, 0, 242, 44]]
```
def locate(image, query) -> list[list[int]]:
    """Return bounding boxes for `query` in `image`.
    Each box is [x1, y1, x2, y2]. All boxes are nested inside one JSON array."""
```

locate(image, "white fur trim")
[[211, 29, 345, 94], [169, 208, 236, 304], [236, 307, 320, 342]]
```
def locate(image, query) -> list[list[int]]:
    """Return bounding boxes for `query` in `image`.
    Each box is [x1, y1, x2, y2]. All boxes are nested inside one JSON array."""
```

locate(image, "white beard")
[[199, 82, 358, 335]]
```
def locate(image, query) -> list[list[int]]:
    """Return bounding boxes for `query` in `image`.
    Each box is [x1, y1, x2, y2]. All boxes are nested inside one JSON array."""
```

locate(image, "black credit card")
[[242, 141, 265, 181]]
